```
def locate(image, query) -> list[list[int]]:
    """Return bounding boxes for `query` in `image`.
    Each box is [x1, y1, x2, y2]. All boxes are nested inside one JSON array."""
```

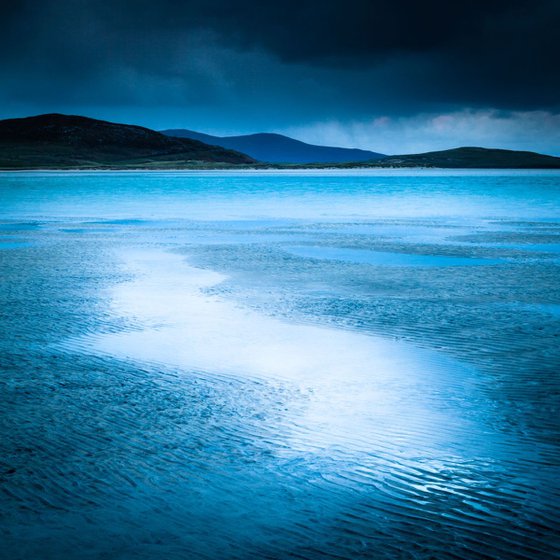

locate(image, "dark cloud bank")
[[1, 0, 559, 153]]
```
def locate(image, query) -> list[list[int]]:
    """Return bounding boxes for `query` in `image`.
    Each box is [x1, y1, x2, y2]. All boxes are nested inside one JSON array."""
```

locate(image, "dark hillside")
[[0, 114, 255, 168]]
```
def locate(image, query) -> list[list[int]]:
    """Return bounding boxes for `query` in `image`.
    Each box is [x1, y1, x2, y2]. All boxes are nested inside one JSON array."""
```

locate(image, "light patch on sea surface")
[[66, 249, 497, 459], [0, 230, 37, 249], [0, 239, 33, 249], [283, 245, 502, 267], [475, 242, 560, 254]]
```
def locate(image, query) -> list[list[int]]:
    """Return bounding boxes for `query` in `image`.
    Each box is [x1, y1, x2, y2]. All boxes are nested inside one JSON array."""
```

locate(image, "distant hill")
[[2, 116, 559, 170], [0, 114, 255, 169], [375, 147, 560, 169], [162, 129, 386, 164]]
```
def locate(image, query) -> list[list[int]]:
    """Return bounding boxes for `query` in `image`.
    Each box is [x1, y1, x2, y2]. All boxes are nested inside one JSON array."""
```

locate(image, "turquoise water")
[[1, 170, 559, 559], [283, 245, 503, 266]]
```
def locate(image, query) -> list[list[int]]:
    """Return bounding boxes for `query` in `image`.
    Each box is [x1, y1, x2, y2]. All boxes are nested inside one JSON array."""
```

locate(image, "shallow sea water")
[[1, 170, 559, 559]]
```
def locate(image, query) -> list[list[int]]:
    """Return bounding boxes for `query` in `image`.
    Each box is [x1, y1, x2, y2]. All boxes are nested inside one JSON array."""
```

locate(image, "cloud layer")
[[1, 1, 559, 152], [282, 110, 560, 156]]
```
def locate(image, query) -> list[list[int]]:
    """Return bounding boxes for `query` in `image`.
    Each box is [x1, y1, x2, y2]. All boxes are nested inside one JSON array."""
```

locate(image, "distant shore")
[[3, 165, 560, 172], [0, 166, 560, 178], [3, 115, 560, 170]]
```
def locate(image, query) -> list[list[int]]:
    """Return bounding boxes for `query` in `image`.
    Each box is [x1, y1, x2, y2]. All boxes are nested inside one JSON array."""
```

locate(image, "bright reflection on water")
[[71, 250, 482, 455], [1, 170, 559, 560]]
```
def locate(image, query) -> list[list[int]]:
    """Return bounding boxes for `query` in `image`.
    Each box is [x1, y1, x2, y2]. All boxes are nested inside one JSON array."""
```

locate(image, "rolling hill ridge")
[[1, 114, 559, 169], [376, 147, 560, 169], [162, 129, 386, 164], [0, 114, 255, 169]]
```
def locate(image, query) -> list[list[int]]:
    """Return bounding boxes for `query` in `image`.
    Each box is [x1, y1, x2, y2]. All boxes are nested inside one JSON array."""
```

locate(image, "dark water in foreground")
[[1, 170, 559, 559]]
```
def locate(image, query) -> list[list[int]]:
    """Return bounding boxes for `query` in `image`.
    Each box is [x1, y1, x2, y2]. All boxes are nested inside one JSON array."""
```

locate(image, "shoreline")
[[3, 167, 560, 175]]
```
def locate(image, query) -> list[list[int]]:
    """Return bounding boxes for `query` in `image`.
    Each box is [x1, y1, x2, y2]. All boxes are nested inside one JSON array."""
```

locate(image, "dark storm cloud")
[[0, 0, 558, 124], [118, 0, 560, 108]]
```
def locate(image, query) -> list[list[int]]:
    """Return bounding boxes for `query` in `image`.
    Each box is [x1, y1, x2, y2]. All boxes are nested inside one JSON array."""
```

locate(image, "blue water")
[[284, 245, 503, 266], [1, 170, 559, 560]]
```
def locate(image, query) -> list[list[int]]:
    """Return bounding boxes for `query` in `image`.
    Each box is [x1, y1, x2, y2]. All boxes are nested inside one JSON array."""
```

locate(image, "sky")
[[1, 0, 559, 155]]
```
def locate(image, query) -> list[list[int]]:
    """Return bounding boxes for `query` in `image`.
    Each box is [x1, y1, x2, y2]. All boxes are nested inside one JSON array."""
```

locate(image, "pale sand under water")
[[66, 248, 500, 457]]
